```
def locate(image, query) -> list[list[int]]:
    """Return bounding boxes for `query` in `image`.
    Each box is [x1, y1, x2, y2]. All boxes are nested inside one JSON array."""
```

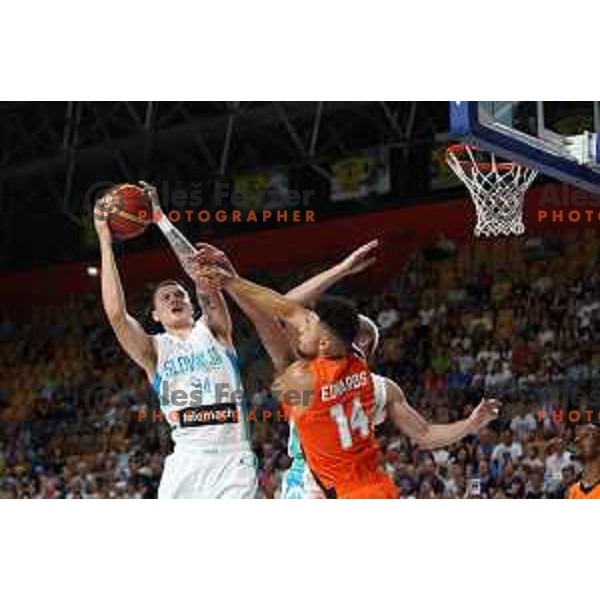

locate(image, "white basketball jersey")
[[151, 319, 250, 449], [372, 373, 388, 426]]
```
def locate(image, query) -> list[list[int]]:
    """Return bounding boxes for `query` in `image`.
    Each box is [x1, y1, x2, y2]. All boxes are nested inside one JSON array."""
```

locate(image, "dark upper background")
[[0, 101, 455, 273], [2, 101, 593, 275]]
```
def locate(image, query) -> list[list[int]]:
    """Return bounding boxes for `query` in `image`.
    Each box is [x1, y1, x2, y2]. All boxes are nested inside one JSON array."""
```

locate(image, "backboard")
[[449, 101, 600, 194]]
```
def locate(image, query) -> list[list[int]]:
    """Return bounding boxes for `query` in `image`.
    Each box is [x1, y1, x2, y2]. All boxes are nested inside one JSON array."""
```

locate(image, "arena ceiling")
[[0, 101, 449, 272]]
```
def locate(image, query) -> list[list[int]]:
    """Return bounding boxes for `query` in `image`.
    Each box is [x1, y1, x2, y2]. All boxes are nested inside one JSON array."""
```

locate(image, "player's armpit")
[[110, 313, 157, 377], [224, 283, 293, 373]]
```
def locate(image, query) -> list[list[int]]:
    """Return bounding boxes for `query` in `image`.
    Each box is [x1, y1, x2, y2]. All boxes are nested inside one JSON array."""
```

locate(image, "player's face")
[[575, 426, 600, 461], [296, 312, 323, 358], [153, 284, 194, 329]]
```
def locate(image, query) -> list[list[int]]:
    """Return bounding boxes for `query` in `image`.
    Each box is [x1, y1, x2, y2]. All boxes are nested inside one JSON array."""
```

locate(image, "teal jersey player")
[[280, 421, 322, 499]]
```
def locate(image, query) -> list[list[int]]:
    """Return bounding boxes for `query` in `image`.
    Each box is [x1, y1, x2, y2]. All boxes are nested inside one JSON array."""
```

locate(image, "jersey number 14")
[[329, 398, 370, 450]]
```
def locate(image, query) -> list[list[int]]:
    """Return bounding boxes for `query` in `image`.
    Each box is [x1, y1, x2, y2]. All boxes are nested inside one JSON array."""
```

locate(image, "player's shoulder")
[[379, 375, 405, 402], [273, 360, 314, 402], [197, 315, 235, 350], [273, 358, 308, 381], [370, 372, 389, 425], [186, 317, 217, 345], [149, 331, 165, 352], [371, 372, 386, 386], [568, 480, 600, 499], [567, 482, 580, 499], [194, 316, 211, 335], [284, 359, 313, 380]]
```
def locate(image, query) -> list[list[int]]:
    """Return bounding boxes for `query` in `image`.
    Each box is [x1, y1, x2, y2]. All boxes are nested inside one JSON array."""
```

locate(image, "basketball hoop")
[[446, 143, 537, 237]]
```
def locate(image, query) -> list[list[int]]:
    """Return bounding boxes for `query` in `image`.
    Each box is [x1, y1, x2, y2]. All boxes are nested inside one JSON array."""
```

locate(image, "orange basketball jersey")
[[290, 354, 397, 498], [568, 481, 600, 499]]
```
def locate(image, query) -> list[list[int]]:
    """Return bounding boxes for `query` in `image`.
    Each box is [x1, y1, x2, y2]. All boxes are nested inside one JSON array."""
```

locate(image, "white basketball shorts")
[[158, 444, 258, 499]]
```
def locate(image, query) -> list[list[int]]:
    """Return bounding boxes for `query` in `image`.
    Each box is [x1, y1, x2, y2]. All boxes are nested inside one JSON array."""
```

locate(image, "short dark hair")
[[313, 295, 359, 348]]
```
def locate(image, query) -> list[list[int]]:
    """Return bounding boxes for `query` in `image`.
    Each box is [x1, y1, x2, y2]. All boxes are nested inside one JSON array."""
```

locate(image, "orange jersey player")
[[568, 424, 600, 500], [190, 242, 499, 498], [191, 242, 498, 499], [216, 264, 398, 498], [277, 307, 397, 498]]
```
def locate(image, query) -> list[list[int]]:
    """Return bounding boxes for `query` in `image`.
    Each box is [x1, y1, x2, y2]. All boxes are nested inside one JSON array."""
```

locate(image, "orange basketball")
[[106, 184, 153, 240]]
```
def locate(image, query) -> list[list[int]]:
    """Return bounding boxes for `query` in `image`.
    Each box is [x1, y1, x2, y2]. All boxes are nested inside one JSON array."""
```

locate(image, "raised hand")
[[339, 239, 379, 276], [182, 244, 236, 292], [468, 398, 500, 433], [193, 243, 237, 276], [190, 261, 234, 293], [138, 180, 161, 213], [93, 194, 115, 241]]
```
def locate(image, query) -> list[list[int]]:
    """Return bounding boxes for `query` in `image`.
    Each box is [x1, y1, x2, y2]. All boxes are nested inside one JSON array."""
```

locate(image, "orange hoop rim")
[[446, 143, 517, 172]]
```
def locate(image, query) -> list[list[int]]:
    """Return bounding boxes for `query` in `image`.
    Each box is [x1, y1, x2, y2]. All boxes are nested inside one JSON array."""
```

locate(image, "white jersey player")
[[94, 185, 256, 499], [151, 294, 256, 498]]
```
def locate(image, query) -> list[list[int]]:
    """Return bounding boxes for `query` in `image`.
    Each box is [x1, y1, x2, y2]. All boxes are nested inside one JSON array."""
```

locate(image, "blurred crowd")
[[1, 228, 599, 499]]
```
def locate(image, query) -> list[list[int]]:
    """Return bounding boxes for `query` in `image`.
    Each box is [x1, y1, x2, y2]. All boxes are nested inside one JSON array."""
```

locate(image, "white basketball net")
[[446, 145, 537, 237]]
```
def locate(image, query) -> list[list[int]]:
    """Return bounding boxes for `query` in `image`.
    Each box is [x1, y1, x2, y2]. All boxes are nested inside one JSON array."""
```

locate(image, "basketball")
[[106, 184, 153, 240]]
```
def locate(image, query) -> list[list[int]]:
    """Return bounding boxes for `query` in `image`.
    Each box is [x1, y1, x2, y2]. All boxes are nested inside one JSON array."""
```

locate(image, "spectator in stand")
[[417, 454, 445, 497], [492, 428, 524, 465], [525, 465, 546, 499], [555, 464, 577, 499], [376, 300, 400, 332], [544, 438, 574, 495], [510, 403, 538, 443], [509, 476, 526, 499]]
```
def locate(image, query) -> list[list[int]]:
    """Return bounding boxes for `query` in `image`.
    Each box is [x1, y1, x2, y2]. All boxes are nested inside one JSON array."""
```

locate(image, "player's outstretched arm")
[[384, 378, 498, 450], [190, 248, 310, 331], [140, 182, 233, 348], [227, 287, 293, 374], [285, 240, 379, 306], [193, 270, 234, 349], [140, 181, 198, 278], [225, 276, 311, 333], [196, 290, 233, 348], [94, 198, 156, 377], [190, 246, 295, 373]]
